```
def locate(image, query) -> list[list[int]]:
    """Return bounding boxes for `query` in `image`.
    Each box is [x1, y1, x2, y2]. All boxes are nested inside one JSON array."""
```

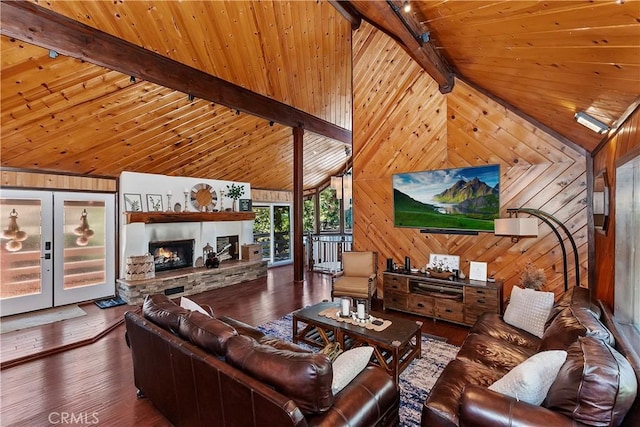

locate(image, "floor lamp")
[[494, 208, 580, 292]]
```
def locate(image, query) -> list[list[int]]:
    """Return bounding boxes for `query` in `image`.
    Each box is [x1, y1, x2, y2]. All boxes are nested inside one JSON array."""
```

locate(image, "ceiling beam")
[[329, 1, 362, 30], [0, 0, 352, 145], [349, 1, 454, 93]]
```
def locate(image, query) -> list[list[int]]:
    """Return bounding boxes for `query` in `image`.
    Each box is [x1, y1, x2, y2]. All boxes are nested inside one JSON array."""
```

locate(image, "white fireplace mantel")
[[119, 171, 254, 279]]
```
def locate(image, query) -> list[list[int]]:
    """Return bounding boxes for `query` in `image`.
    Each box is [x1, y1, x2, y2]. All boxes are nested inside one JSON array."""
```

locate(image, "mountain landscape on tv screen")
[[393, 166, 500, 231]]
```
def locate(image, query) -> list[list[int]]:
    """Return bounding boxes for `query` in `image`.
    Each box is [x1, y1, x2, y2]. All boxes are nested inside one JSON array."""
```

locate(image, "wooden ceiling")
[[350, 0, 640, 153], [0, 0, 352, 191], [1, 1, 639, 191]]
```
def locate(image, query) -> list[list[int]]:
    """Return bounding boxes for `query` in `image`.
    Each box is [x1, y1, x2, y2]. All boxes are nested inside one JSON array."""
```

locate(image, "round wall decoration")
[[190, 183, 217, 211]]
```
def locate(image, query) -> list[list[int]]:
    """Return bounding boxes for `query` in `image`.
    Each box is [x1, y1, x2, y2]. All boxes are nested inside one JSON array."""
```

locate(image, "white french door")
[[0, 190, 115, 316]]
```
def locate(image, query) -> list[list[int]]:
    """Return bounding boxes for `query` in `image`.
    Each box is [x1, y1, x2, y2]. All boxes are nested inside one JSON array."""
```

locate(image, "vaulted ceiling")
[[1, 1, 639, 191]]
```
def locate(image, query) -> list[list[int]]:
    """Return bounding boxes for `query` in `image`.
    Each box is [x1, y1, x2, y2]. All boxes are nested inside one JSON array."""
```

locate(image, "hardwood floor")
[[0, 266, 468, 426]]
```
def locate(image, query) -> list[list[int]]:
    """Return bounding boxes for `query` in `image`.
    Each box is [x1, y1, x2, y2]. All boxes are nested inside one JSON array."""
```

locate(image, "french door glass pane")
[[62, 201, 106, 290], [0, 199, 42, 298]]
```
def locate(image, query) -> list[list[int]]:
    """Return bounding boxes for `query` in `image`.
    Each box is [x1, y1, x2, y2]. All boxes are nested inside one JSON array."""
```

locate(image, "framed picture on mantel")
[[146, 194, 163, 212], [238, 199, 252, 212]]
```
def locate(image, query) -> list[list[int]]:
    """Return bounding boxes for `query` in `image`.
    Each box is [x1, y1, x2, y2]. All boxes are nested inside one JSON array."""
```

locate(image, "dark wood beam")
[[349, 0, 454, 93], [0, 0, 352, 145], [329, 1, 362, 30], [293, 127, 305, 284]]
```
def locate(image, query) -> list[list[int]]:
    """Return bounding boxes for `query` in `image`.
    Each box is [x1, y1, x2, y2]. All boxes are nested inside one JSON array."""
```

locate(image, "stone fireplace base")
[[116, 259, 267, 305]]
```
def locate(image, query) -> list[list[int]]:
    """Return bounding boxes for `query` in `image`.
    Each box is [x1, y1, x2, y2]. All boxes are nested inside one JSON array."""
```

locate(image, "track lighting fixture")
[[130, 76, 136, 83], [574, 111, 610, 134], [236, 110, 240, 115], [49, 50, 59, 59], [269, 121, 274, 127], [188, 93, 195, 102], [403, 1, 411, 13]]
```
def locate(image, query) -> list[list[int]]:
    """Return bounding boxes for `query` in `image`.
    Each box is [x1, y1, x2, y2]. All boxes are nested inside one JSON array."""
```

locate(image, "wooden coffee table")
[[292, 302, 422, 383]]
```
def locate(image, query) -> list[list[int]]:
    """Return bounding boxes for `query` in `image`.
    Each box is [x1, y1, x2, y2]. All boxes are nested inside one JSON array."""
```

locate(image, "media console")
[[383, 271, 503, 326]]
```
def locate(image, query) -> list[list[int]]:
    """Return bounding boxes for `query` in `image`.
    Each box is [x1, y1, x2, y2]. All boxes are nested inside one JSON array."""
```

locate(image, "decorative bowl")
[[427, 269, 453, 280]]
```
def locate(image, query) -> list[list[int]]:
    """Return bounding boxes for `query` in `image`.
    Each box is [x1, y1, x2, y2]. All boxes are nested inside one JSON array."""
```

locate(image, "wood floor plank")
[[0, 265, 468, 426]]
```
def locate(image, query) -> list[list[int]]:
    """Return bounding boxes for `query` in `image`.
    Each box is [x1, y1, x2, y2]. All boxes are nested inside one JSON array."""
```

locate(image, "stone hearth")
[[116, 259, 267, 305]]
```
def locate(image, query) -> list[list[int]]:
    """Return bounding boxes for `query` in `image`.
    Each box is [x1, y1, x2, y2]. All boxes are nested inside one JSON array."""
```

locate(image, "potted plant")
[[519, 262, 546, 290], [226, 183, 245, 211]]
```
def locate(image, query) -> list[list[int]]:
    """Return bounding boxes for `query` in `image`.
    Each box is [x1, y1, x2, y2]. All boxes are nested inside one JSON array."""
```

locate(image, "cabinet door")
[[384, 290, 408, 311], [408, 293, 435, 316], [383, 274, 408, 292], [435, 299, 464, 323]]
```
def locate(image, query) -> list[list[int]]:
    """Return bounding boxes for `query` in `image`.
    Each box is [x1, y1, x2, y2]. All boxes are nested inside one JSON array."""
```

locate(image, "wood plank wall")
[[592, 107, 640, 308], [352, 22, 588, 302], [1, 169, 116, 192]]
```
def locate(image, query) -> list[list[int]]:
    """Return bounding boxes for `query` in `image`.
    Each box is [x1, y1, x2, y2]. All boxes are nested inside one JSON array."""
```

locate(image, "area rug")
[[258, 313, 459, 427], [1, 305, 86, 334]]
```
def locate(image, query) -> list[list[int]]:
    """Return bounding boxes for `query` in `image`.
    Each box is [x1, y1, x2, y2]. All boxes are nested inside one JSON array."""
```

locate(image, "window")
[[614, 153, 640, 332], [319, 187, 340, 232]]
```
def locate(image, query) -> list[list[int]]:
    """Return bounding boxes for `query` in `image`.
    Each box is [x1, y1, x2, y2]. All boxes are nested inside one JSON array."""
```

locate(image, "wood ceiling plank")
[[0, 0, 351, 144]]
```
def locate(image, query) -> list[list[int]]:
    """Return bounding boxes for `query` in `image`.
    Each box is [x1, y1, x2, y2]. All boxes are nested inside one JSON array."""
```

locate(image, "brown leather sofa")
[[422, 287, 639, 427], [125, 294, 400, 426]]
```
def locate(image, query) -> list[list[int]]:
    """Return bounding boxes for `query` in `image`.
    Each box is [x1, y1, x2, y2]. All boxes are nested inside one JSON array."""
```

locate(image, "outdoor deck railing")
[[304, 234, 353, 273]]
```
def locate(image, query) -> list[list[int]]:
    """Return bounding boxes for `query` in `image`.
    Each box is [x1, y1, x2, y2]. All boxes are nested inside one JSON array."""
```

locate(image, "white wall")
[[119, 171, 253, 278]]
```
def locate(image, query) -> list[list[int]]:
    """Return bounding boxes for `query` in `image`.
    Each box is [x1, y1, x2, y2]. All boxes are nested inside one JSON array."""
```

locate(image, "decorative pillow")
[[488, 350, 567, 405], [180, 296, 212, 317], [331, 346, 374, 395], [503, 286, 555, 338]]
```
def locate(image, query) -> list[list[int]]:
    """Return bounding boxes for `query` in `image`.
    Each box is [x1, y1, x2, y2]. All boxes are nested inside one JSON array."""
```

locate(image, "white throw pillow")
[[331, 346, 374, 395], [489, 350, 567, 405], [180, 296, 212, 317], [503, 286, 554, 338]]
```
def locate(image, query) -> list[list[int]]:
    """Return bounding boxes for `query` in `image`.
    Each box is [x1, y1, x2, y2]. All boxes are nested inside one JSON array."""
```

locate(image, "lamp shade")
[[494, 217, 538, 237]]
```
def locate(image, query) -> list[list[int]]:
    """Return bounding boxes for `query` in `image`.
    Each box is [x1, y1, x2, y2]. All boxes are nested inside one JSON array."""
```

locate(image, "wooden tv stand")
[[383, 271, 503, 326]]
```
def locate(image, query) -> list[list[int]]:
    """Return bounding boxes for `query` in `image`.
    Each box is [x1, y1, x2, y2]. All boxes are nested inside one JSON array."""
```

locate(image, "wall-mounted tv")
[[392, 164, 500, 233]]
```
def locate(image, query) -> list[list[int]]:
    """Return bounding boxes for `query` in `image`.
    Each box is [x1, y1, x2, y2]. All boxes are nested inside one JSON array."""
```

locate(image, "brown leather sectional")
[[124, 295, 400, 426], [422, 287, 639, 427]]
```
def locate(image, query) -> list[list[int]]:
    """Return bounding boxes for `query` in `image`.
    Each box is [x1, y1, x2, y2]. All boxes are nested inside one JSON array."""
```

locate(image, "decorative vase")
[[232, 199, 237, 212]]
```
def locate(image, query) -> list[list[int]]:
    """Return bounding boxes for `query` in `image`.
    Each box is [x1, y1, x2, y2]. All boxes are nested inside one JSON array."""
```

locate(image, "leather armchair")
[[331, 251, 378, 311]]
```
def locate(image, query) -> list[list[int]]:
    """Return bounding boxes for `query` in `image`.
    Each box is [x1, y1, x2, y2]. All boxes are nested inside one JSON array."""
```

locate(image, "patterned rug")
[[258, 313, 459, 427]]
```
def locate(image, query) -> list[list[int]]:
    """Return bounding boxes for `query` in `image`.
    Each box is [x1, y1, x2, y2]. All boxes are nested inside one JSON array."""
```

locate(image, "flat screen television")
[[392, 164, 500, 233]]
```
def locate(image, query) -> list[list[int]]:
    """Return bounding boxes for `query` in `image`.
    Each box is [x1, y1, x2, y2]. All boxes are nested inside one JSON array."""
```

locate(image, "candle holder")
[[166, 193, 173, 212], [183, 191, 189, 212]]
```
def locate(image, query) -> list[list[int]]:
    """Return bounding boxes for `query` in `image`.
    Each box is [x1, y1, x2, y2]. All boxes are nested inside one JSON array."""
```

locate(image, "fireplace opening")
[[216, 235, 239, 261], [149, 239, 195, 272]]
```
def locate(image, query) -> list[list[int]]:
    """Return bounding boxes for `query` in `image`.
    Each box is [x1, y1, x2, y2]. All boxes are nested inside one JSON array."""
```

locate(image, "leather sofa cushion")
[[422, 359, 504, 427], [217, 315, 266, 341], [545, 286, 600, 330], [226, 335, 334, 415], [468, 312, 541, 349], [544, 336, 638, 427], [455, 333, 537, 375], [142, 294, 189, 333], [259, 337, 314, 353], [540, 306, 614, 351], [178, 311, 238, 356]]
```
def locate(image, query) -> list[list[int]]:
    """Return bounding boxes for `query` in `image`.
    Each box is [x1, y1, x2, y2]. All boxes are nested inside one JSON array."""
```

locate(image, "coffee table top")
[[294, 302, 421, 346]]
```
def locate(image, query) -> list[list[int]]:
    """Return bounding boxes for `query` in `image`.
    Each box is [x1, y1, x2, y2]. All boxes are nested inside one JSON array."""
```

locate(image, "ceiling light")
[[574, 111, 610, 134], [403, 2, 411, 13]]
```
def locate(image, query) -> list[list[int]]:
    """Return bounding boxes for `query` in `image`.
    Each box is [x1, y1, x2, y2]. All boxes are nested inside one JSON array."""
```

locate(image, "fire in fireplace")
[[149, 239, 195, 272]]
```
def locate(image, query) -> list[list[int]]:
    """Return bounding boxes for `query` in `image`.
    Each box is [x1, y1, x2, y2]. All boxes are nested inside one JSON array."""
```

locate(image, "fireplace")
[[149, 239, 195, 272], [216, 235, 239, 261]]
